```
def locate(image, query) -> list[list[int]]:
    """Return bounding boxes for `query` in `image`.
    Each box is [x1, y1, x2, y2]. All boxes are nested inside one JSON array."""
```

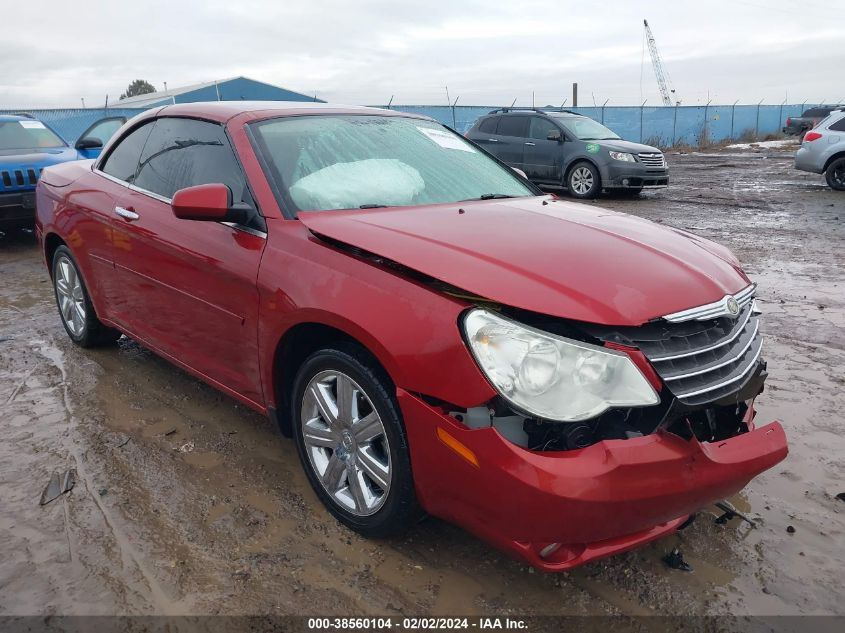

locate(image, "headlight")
[[463, 309, 659, 422], [609, 151, 636, 162]]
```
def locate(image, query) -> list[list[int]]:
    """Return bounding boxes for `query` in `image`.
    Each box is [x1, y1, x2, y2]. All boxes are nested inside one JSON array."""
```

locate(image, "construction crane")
[[643, 19, 679, 106]]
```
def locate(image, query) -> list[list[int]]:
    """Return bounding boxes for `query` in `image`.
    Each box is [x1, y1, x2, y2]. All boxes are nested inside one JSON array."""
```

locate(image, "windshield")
[[249, 115, 536, 213], [0, 119, 66, 150], [551, 115, 620, 141]]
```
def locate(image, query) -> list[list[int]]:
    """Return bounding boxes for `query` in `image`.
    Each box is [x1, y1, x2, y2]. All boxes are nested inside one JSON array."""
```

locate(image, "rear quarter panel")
[[37, 162, 119, 318]]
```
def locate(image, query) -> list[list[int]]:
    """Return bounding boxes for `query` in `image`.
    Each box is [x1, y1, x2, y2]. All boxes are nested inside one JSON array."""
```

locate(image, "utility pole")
[[572, 82, 578, 107]]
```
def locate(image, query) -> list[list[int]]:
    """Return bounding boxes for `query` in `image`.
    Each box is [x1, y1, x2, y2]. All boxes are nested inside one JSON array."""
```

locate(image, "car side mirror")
[[75, 137, 103, 150], [172, 183, 240, 222], [547, 129, 562, 142]]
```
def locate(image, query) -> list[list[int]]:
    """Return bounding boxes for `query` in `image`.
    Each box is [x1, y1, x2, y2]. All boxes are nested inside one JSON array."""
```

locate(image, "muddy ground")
[[1, 147, 843, 621]]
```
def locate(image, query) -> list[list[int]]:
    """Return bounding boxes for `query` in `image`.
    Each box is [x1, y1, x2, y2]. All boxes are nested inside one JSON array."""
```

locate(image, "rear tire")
[[825, 157, 845, 191], [51, 246, 121, 347], [567, 161, 601, 199], [291, 344, 421, 537]]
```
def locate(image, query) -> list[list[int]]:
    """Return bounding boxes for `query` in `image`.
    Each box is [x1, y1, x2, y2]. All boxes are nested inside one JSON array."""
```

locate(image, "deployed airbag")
[[289, 159, 424, 211]]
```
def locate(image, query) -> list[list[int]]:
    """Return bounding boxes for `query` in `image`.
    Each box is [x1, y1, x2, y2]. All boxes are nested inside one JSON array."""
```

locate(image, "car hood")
[[587, 139, 663, 154], [298, 196, 750, 326], [0, 146, 79, 165]]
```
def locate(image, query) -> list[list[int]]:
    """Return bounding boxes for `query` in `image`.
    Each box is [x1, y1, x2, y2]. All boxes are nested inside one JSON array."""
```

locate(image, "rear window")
[[0, 119, 66, 150], [478, 117, 498, 134], [829, 116, 845, 132]]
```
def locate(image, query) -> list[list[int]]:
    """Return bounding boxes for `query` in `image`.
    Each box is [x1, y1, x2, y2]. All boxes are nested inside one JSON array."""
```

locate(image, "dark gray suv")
[[466, 109, 669, 198]]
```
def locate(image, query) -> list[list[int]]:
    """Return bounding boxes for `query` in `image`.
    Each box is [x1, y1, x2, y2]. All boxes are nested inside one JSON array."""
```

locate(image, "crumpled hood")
[[299, 196, 750, 326], [591, 139, 663, 154]]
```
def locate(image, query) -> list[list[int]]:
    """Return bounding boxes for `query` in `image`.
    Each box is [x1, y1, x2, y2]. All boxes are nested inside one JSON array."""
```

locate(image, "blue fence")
[[0, 108, 147, 145], [2, 103, 823, 148], [382, 103, 821, 147]]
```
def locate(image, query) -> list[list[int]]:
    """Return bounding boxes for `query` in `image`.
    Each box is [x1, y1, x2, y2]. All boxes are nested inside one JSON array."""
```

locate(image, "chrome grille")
[[663, 283, 756, 322], [582, 286, 764, 406], [637, 152, 665, 168]]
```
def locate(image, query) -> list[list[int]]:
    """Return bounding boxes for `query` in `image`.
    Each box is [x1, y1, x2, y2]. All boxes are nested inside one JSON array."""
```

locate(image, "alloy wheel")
[[300, 370, 391, 516], [55, 255, 86, 337], [571, 167, 594, 195]]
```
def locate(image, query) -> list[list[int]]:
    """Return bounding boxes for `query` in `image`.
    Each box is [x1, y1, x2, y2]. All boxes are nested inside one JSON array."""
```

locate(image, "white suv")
[[794, 109, 845, 190]]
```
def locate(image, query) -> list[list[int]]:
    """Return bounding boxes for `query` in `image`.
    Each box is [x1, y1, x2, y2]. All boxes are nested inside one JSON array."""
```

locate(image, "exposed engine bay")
[[450, 396, 757, 452], [448, 299, 767, 452]]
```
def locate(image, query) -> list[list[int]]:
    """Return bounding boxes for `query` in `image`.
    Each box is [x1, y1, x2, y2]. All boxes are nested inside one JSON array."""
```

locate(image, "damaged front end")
[[450, 284, 768, 453], [396, 284, 788, 570], [303, 225, 788, 570]]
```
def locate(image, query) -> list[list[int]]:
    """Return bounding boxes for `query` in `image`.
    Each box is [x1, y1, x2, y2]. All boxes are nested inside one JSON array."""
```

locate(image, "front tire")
[[825, 157, 845, 191], [567, 161, 601, 199], [291, 344, 421, 537], [51, 246, 121, 347]]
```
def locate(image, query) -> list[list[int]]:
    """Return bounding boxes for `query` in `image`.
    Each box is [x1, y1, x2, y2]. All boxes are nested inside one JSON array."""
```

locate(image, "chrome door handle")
[[487, 138, 499, 142], [524, 142, 536, 146], [114, 206, 139, 221]]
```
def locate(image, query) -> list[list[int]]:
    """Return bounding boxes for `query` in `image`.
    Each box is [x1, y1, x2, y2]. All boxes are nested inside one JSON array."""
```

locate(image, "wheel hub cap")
[[572, 167, 594, 194], [55, 256, 85, 336], [301, 370, 391, 516]]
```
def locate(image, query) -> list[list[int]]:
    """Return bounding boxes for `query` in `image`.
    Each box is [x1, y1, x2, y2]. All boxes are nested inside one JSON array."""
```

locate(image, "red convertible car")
[[35, 102, 788, 571]]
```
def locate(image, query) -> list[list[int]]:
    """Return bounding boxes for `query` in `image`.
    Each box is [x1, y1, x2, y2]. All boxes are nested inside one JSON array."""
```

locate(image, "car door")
[[108, 116, 267, 405], [75, 116, 127, 159], [523, 117, 564, 182], [493, 116, 529, 168], [81, 120, 156, 310]]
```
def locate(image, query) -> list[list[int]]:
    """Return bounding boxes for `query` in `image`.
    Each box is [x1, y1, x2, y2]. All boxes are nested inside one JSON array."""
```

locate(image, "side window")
[[100, 122, 154, 183], [529, 117, 559, 140], [134, 118, 250, 205], [497, 116, 529, 138], [83, 118, 124, 145], [829, 117, 845, 132], [478, 117, 499, 134]]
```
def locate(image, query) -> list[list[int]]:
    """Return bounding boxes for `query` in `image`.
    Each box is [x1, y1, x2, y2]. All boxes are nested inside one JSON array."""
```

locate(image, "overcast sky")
[[1, 0, 842, 109]]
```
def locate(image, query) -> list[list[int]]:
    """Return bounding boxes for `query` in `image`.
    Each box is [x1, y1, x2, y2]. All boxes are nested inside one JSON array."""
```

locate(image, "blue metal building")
[[114, 76, 321, 108]]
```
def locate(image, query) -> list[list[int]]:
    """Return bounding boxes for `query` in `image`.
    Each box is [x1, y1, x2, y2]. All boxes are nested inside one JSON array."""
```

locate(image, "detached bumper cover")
[[399, 389, 787, 571]]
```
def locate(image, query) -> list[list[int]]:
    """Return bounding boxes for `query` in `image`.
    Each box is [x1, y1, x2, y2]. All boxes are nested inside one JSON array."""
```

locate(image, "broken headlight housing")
[[463, 309, 659, 422]]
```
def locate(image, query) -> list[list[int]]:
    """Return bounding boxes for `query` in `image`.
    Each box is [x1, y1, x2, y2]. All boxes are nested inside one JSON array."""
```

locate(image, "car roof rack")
[[487, 107, 580, 115]]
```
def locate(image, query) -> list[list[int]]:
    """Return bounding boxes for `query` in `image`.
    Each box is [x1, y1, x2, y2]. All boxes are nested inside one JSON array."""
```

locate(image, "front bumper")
[[399, 389, 787, 571], [0, 190, 36, 226], [601, 162, 669, 189]]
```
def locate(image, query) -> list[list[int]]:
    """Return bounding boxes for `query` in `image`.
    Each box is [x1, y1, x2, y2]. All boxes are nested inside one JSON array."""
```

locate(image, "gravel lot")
[[1, 146, 843, 621]]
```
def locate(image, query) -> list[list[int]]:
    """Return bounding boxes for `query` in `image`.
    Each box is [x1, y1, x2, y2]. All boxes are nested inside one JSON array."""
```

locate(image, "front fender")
[[257, 219, 497, 411]]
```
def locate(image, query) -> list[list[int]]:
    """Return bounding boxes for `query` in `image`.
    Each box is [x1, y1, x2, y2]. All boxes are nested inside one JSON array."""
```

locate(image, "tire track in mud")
[[34, 340, 189, 615]]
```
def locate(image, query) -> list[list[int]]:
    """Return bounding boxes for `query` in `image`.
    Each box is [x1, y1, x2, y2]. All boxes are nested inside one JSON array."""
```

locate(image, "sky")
[[1, 0, 842, 109]]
